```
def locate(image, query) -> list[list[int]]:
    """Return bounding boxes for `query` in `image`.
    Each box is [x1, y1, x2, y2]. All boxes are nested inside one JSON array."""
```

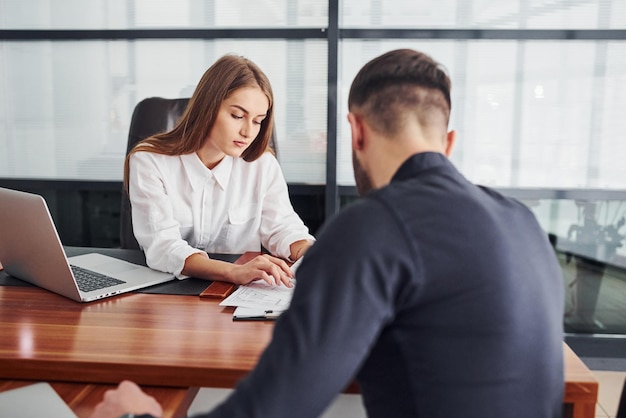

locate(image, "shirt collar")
[[180, 153, 233, 191], [391, 152, 451, 183], [212, 156, 233, 190]]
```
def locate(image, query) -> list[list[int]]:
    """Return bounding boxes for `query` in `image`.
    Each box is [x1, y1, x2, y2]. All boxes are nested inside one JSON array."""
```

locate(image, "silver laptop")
[[0, 187, 174, 302]]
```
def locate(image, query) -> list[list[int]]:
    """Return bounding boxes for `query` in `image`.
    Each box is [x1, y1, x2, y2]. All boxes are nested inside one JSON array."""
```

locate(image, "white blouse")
[[128, 151, 315, 278]]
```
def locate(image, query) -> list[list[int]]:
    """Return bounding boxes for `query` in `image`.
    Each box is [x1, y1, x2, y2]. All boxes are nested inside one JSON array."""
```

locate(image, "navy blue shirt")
[[200, 152, 564, 418]]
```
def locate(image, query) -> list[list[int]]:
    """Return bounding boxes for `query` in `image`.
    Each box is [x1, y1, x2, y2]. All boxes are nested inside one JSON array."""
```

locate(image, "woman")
[[124, 55, 314, 287]]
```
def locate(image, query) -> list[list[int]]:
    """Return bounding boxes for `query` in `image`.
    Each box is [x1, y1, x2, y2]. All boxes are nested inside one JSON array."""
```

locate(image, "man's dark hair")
[[348, 49, 452, 137]]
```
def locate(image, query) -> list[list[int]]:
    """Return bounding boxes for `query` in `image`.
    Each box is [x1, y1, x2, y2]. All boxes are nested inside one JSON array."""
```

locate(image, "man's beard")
[[352, 151, 375, 196]]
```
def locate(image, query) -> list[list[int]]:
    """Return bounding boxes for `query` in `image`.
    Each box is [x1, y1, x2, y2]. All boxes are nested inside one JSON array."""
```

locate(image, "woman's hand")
[[182, 252, 298, 287], [290, 239, 313, 261], [231, 254, 294, 287]]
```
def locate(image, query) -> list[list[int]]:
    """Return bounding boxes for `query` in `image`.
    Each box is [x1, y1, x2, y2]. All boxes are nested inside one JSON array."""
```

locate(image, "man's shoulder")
[[318, 195, 398, 243], [336, 194, 392, 218], [475, 185, 536, 216]]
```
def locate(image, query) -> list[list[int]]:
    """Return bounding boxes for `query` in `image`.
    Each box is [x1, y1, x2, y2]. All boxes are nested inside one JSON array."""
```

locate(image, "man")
[[92, 49, 564, 418]]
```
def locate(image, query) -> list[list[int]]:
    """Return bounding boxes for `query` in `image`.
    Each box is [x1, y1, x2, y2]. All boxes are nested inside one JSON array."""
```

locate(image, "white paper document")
[[220, 257, 304, 320], [220, 279, 295, 311]]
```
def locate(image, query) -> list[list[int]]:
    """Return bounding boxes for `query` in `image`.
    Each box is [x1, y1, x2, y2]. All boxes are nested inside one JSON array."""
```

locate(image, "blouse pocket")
[[220, 204, 260, 248], [218, 205, 258, 247], [228, 204, 259, 225]]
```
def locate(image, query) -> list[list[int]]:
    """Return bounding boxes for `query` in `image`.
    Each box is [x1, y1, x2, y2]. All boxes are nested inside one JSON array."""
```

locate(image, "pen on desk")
[[264, 310, 283, 319]]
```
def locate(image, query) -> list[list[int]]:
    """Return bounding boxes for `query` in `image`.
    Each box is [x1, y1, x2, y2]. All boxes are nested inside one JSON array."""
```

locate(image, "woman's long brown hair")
[[123, 54, 275, 192]]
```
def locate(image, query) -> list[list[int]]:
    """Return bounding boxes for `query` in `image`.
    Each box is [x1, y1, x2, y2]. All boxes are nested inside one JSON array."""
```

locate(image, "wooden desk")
[[0, 285, 272, 417], [0, 286, 272, 388], [0, 252, 598, 418], [563, 343, 599, 418]]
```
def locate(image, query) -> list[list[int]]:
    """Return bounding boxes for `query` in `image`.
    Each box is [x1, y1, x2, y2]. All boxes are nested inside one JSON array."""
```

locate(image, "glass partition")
[[517, 194, 626, 334], [0, 0, 328, 29], [341, 0, 626, 29], [0, 39, 327, 183], [338, 39, 626, 190]]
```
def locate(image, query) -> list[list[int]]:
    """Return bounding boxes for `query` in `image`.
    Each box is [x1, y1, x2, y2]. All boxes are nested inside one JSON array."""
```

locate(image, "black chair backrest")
[[120, 97, 278, 250], [120, 97, 189, 249], [125, 97, 190, 155]]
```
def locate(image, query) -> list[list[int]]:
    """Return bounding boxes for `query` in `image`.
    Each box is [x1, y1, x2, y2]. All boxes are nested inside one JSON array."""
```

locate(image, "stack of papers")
[[219, 258, 302, 321], [220, 280, 295, 320]]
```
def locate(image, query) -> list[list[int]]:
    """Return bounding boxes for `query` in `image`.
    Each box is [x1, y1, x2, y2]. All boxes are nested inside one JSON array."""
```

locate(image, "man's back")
[[353, 152, 564, 417], [204, 152, 564, 418]]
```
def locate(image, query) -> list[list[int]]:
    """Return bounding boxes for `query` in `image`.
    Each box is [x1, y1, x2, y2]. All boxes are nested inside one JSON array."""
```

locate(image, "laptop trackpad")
[[94, 260, 139, 275], [69, 253, 140, 275]]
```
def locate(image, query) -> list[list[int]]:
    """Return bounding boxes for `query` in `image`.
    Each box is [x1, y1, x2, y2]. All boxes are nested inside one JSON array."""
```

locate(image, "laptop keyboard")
[[70, 265, 126, 292]]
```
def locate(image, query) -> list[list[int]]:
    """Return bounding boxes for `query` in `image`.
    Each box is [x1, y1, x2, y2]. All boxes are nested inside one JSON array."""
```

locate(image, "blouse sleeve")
[[128, 152, 204, 278], [258, 154, 315, 259]]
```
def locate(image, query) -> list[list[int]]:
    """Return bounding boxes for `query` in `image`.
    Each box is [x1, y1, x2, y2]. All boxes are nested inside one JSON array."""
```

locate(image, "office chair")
[[119, 97, 278, 250]]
